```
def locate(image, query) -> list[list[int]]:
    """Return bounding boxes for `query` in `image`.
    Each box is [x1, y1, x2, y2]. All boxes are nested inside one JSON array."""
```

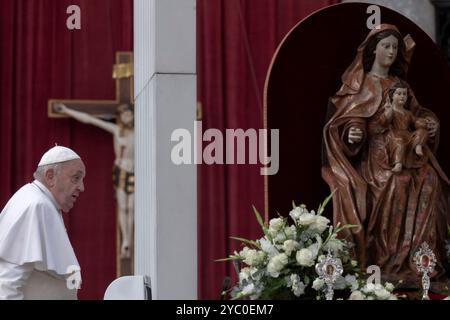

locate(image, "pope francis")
[[0, 146, 86, 300]]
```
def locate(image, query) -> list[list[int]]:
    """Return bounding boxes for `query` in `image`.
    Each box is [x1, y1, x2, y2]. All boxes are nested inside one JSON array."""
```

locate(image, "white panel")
[[155, 0, 196, 74], [134, 0, 195, 94], [134, 0, 197, 300], [135, 78, 157, 292], [135, 74, 197, 299], [134, 0, 156, 98], [154, 74, 197, 299]]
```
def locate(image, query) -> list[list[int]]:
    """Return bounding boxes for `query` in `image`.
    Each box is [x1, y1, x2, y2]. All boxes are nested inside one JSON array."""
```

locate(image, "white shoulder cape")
[[0, 182, 79, 275]]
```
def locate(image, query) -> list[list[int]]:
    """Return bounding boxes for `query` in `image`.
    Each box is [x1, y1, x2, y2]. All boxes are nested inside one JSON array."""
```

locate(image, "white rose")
[[286, 274, 299, 287], [284, 225, 297, 240], [266, 262, 279, 278], [249, 267, 262, 281], [374, 288, 391, 300], [239, 267, 251, 283], [349, 290, 365, 300], [307, 241, 320, 260], [283, 240, 299, 256], [239, 247, 250, 259], [273, 232, 287, 244], [310, 215, 330, 233], [241, 283, 255, 296], [267, 253, 288, 278], [298, 213, 316, 226], [243, 249, 265, 266], [293, 281, 306, 297], [289, 207, 303, 221], [286, 274, 305, 297], [259, 237, 279, 258], [362, 283, 375, 293], [334, 275, 347, 290], [269, 218, 284, 232], [345, 274, 359, 291], [323, 239, 344, 253], [385, 282, 395, 292], [312, 278, 325, 290], [296, 248, 314, 266]]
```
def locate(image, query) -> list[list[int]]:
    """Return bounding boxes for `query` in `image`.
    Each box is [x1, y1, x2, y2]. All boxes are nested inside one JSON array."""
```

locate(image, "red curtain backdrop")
[[197, 0, 338, 299], [0, 0, 133, 299]]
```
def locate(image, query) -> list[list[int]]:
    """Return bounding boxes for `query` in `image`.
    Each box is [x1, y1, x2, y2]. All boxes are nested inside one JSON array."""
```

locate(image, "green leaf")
[[230, 236, 260, 248], [447, 225, 450, 237], [215, 257, 239, 262], [322, 226, 335, 246], [317, 190, 336, 215], [334, 224, 359, 234], [292, 200, 297, 209], [252, 205, 270, 236]]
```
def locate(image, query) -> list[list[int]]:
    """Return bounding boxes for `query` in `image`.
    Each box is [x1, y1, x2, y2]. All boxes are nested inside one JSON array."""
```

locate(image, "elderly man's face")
[[52, 159, 86, 212]]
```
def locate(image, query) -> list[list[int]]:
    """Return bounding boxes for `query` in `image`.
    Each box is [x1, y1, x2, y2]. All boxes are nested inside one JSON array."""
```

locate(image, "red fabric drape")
[[197, 0, 338, 299], [0, 0, 132, 299]]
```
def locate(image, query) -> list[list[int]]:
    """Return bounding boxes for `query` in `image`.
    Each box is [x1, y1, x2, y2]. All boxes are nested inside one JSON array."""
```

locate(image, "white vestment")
[[0, 180, 80, 299]]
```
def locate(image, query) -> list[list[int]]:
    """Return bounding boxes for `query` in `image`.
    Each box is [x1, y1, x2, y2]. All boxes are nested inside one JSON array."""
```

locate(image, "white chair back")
[[104, 275, 151, 300]]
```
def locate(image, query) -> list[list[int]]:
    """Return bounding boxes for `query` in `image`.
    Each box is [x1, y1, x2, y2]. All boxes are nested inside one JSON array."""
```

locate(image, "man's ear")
[[44, 168, 56, 187]]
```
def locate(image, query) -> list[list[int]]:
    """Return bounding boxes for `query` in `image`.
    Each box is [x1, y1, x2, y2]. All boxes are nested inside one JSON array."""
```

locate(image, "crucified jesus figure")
[[55, 103, 134, 259]]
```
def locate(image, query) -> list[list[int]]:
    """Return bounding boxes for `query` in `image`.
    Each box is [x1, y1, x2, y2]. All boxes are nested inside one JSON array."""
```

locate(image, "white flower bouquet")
[[219, 194, 398, 300], [349, 282, 397, 300]]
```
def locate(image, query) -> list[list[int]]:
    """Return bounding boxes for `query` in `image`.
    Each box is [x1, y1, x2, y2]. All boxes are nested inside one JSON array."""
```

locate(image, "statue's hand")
[[425, 117, 439, 138], [383, 97, 393, 119], [348, 126, 363, 144], [54, 103, 68, 113]]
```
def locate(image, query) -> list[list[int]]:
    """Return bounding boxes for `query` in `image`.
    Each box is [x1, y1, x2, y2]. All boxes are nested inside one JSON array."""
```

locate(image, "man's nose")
[[79, 181, 85, 192]]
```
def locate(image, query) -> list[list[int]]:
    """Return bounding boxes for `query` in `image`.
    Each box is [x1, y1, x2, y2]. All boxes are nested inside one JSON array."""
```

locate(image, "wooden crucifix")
[[48, 51, 134, 119], [48, 51, 134, 278]]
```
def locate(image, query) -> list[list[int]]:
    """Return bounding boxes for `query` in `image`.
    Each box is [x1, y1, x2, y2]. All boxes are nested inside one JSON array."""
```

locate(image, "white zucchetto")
[[38, 145, 81, 167]]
